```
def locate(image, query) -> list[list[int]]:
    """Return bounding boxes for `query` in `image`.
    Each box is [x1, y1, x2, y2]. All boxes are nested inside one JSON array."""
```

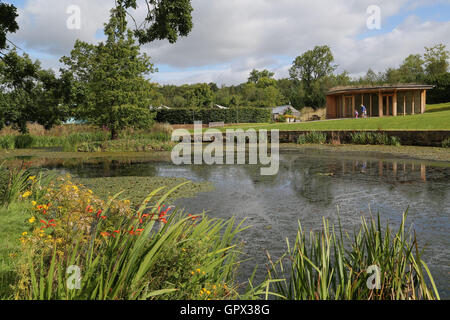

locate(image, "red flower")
[[40, 219, 56, 229]]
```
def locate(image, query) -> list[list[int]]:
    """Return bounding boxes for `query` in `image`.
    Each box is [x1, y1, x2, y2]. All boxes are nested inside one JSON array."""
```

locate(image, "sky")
[[5, 0, 450, 86]]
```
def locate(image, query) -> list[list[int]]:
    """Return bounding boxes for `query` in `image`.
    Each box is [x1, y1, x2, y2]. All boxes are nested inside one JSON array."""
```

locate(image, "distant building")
[[272, 105, 301, 120], [213, 104, 229, 110], [150, 105, 171, 110], [326, 84, 434, 119]]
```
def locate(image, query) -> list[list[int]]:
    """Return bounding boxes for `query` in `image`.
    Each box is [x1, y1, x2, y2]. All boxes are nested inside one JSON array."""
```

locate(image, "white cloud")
[[7, 0, 450, 85]]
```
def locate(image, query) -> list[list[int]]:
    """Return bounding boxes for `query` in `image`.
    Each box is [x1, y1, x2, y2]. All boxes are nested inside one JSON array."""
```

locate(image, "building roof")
[[272, 105, 300, 114], [327, 84, 435, 95]]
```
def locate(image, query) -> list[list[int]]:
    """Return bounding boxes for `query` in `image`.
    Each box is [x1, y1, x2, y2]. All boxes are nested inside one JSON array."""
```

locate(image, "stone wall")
[[273, 130, 450, 147]]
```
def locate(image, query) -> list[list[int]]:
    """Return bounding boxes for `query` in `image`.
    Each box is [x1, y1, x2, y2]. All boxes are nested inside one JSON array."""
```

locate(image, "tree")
[[289, 45, 337, 90], [61, 6, 158, 139], [248, 69, 275, 83], [424, 43, 450, 77], [0, 2, 19, 52], [289, 45, 337, 109], [398, 54, 425, 83], [118, 0, 193, 44], [0, 50, 68, 132]]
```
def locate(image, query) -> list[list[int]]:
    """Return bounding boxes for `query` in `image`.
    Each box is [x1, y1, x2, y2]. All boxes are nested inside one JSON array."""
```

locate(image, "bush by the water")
[[296, 131, 327, 144], [442, 138, 450, 148], [155, 107, 272, 124], [350, 132, 401, 146]]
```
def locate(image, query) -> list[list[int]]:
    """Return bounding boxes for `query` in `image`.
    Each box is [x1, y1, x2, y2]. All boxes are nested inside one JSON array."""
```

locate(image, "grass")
[[220, 102, 450, 131], [0, 123, 175, 152], [0, 202, 31, 299]]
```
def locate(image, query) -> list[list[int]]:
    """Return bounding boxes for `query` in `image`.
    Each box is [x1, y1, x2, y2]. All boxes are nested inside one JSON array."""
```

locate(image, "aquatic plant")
[[296, 131, 327, 144], [266, 213, 439, 300]]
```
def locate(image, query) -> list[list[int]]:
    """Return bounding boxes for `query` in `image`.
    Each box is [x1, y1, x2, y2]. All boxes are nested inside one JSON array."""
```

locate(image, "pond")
[[32, 147, 450, 298]]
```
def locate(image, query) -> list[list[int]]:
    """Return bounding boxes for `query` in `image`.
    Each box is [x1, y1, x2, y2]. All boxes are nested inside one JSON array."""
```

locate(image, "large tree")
[[0, 50, 68, 132], [424, 43, 450, 77], [289, 45, 337, 90], [61, 6, 159, 139], [289, 45, 337, 109]]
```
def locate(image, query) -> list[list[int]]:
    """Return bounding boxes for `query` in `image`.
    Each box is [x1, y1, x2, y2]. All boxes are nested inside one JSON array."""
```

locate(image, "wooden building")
[[326, 84, 434, 119]]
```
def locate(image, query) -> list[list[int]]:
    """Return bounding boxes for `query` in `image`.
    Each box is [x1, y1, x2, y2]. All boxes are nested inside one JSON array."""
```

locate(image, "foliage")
[[60, 7, 158, 139], [442, 137, 450, 148], [248, 69, 275, 83], [350, 132, 401, 146], [425, 73, 450, 104], [266, 213, 440, 300], [119, 0, 194, 45], [13, 180, 253, 300], [155, 107, 272, 124], [0, 51, 69, 132], [0, 2, 19, 51], [296, 131, 327, 144]]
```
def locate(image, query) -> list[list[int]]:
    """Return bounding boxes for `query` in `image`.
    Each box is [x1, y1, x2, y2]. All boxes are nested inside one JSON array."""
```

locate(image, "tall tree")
[[289, 45, 337, 109], [61, 6, 158, 139], [424, 43, 450, 77], [398, 54, 425, 83], [289, 45, 337, 90], [248, 69, 275, 83]]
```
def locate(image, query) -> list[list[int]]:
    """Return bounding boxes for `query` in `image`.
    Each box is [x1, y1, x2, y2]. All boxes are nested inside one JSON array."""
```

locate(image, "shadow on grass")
[[425, 104, 450, 113]]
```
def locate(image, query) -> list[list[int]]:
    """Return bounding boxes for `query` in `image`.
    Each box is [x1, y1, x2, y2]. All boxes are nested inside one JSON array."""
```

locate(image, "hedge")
[[155, 108, 272, 124]]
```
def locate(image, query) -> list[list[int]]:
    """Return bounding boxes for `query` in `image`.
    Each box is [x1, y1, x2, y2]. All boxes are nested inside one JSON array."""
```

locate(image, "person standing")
[[361, 104, 367, 118], [355, 109, 359, 118]]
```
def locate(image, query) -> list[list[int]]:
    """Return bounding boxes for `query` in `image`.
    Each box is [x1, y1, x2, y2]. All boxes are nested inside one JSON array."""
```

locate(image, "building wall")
[[326, 89, 427, 119]]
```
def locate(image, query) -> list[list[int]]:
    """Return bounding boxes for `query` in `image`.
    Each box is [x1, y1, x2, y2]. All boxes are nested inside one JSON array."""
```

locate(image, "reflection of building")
[[326, 84, 434, 119]]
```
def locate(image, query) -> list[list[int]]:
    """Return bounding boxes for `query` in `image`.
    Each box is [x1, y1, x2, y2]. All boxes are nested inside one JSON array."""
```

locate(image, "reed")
[[266, 212, 439, 300], [296, 131, 327, 145]]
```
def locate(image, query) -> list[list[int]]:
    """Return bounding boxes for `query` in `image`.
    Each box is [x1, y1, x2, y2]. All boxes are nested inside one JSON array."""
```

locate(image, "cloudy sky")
[[6, 0, 450, 85]]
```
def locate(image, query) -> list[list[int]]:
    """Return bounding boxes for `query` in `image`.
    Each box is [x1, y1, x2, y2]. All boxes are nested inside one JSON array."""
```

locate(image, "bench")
[[208, 122, 225, 128]]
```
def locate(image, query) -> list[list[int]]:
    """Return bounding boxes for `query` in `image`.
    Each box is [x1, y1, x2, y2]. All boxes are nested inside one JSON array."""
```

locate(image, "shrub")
[[296, 131, 327, 144], [350, 132, 401, 146], [14, 182, 250, 300], [442, 138, 450, 148], [156, 108, 272, 124], [14, 134, 34, 149], [0, 135, 15, 150]]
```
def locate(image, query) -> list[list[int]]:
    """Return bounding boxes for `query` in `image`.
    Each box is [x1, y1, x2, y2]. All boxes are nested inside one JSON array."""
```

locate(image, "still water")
[[40, 147, 450, 298]]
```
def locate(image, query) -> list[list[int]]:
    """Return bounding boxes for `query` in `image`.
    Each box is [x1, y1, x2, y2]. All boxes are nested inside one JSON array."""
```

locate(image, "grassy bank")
[[220, 102, 450, 131], [0, 123, 175, 152]]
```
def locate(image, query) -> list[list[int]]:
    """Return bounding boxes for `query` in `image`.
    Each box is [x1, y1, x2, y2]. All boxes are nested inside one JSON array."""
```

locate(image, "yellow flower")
[[28, 217, 36, 223], [21, 231, 28, 236], [22, 191, 32, 199], [31, 201, 37, 206]]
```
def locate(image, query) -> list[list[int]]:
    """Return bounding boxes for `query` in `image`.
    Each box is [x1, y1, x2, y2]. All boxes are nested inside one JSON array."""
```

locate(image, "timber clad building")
[[326, 84, 434, 119]]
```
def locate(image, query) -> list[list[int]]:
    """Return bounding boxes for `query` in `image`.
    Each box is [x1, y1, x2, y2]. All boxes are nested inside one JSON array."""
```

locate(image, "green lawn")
[[221, 102, 450, 131]]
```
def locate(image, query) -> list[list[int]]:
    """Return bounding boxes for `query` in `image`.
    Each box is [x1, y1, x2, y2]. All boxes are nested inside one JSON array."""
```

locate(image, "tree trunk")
[[111, 128, 119, 140]]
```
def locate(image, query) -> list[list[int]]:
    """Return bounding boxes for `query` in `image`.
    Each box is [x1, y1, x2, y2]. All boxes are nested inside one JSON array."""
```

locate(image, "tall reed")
[[266, 212, 439, 300]]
